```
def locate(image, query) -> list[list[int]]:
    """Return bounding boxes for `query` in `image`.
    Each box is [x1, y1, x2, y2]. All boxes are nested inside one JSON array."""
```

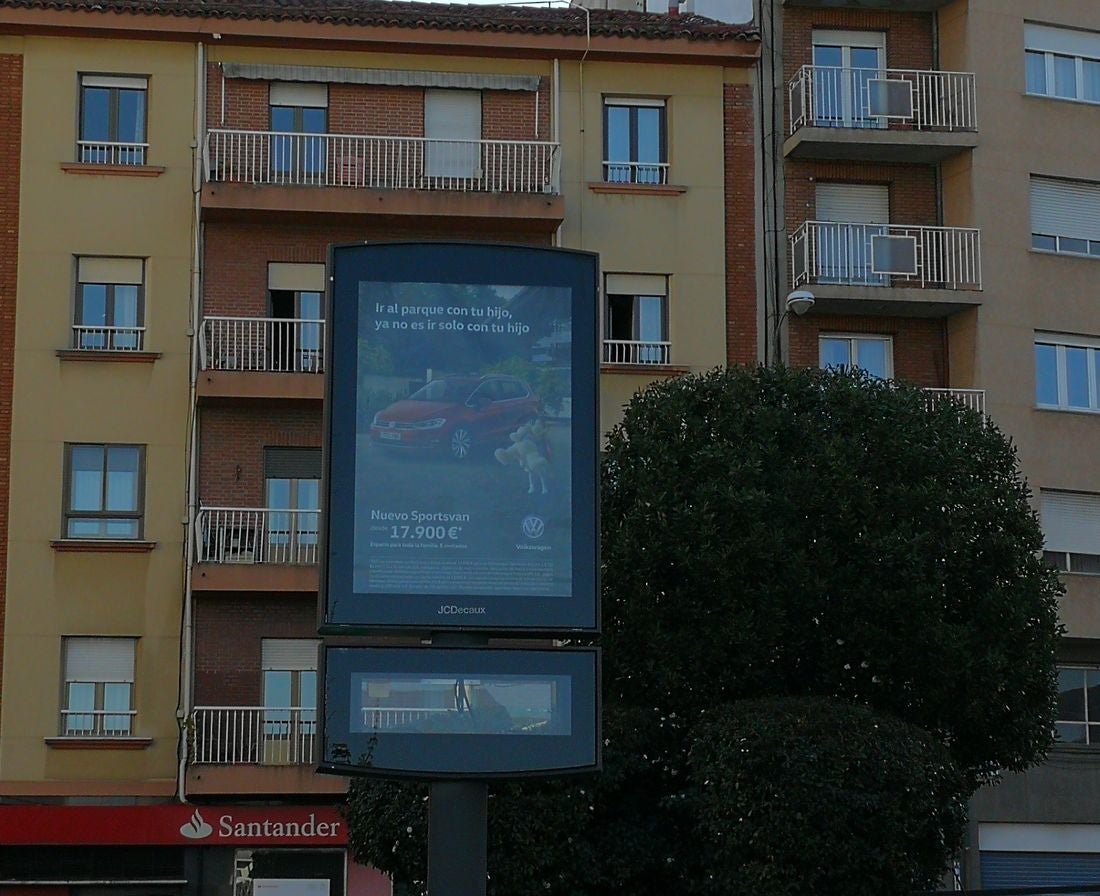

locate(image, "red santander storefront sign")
[[0, 804, 346, 846]]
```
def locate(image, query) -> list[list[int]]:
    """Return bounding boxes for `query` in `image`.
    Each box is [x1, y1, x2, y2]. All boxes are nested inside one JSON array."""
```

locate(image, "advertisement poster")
[[323, 243, 598, 632], [355, 280, 572, 599]]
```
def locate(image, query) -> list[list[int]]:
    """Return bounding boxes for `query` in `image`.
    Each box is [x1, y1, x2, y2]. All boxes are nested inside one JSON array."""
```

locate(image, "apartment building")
[[765, 0, 1100, 889], [0, 1, 759, 893]]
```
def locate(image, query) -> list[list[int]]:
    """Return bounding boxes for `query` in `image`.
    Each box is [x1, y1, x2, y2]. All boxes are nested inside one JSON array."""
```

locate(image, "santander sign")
[[180, 808, 341, 841]]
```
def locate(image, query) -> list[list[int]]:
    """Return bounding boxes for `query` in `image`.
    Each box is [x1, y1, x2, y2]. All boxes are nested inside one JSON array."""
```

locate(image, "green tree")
[[346, 366, 1062, 895]]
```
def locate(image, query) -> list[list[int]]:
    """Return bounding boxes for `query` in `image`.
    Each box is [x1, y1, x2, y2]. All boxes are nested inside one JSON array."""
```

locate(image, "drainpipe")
[[177, 37, 206, 806], [553, 57, 562, 247], [577, 6, 590, 248]]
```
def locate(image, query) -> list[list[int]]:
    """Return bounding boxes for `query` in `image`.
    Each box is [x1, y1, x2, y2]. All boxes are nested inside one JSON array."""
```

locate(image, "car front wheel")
[[450, 427, 473, 459]]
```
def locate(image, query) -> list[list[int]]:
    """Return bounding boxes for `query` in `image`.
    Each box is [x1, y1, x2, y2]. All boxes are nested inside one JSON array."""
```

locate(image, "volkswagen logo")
[[521, 515, 545, 539]]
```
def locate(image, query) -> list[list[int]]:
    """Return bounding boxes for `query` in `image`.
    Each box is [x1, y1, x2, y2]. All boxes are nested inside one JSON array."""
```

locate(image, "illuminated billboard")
[[323, 243, 599, 633]]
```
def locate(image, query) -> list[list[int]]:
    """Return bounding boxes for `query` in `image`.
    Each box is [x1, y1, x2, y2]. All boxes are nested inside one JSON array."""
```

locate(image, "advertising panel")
[[323, 243, 599, 632], [320, 646, 600, 778]]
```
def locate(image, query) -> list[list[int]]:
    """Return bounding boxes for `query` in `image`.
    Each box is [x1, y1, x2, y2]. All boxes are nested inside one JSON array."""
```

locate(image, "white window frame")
[[1025, 23, 1100, 106], [1034, 333, 1100, 413], [603, 273, 670, 365], [602, 96, 669, 185], [78, 74, 149, 165], [818, 333, 894, 379], [74, 256, 146, 352], [1056, 665, 1100, 745], [61, 637, 136, 737], [1030, 176, 1100, 259]]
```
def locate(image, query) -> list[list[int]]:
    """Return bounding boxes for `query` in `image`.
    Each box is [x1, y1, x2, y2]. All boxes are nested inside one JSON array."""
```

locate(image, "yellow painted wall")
[[0, 35, 194, 786]]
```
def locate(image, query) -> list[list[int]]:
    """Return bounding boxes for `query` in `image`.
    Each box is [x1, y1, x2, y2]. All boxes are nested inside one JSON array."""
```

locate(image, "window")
[[1035, 334, 1100, 411], [64, 444, 144, 539], [603, 274, 669, 365], [603, 98, 667, 185], [61, 637, 135, 737], [1030, 176, 1100, 257], [267, 263, 325, 372], [811, 30, 887, 129], [819, 335, 892, 379], [1041, 490, 1100, 575], [269, 82, 327, 178], [1025, 24, 1100, 105], [79, 75, 147, 165], [262, 639, 318, 764], [265, 447, 321, 564], [815, 183, 890, 286], [1057, 666, 1100, 744], [74, 257, 144, 351]]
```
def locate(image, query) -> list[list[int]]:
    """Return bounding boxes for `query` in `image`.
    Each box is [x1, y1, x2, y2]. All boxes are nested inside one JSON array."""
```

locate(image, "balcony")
[[603, 339, 672, 366], [786, 65, 977, 163], [187, 706, 341, 795], [790, 221, 982, 316], [201, 129, 564, 229], [192, 507, 319, 592], [197, 316, 324, 401], [923, 388, 986, 417]]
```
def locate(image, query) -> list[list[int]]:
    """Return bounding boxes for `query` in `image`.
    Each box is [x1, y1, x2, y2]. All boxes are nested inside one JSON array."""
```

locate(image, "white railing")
[[602, 339, 672, 365], [602, 160, 670, 186], [789, 65, 977, 134], [191, 707, 315, 765], [199, 316, 324, 373], [60, 708, 136, 737], [204, 129, 561, 194], [790, 221, 981, 291], [78, 141, 148, 166], [196, 507, 319, 565], [361, 707, 451, 730], [72, 325, 146, 352], [924, 388, 986, 416]]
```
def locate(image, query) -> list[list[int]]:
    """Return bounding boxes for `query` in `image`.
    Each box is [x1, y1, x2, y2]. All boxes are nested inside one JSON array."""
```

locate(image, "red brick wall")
[[207, 64, 551, 143], [789, 313, 947, 387], [725, 83, 757, 366], [199, 408, 322, 507], [203, 222, 550, 317], [193, 595, 316, 705], [0, 54, 21, 727]]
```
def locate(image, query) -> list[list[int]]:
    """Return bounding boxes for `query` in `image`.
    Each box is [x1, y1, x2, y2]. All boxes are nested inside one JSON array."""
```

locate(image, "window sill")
[[1030, 248, 1100, 262], [51, 539, 156, 553], [601, 363, 689, 376], [60, 162, 165, 177], [588, 182, 688, 197], [57, 349, 161, 363], [45, 736, 152, 750], [1024, 91, 1100, 110], [1035, 405, 1100, 417]]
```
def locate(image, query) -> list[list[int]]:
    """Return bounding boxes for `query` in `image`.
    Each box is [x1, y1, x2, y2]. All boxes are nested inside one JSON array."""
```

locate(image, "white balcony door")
[[812, 30, 886, 128], [261, 639, 319, 765], [816, 183, 889, 286], [425, 89, 482, 180]]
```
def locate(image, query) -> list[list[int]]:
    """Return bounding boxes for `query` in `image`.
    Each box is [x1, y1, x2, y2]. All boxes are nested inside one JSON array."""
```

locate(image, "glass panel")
[[635, 107, 663, 184], [1057, 721, 1087, 744], [1054, 54, 1077, 98], [302, 108, 327, 175], [264, 670, 292, 733], [1085, 59, 1100, 103], [301, 670, 318, 728], [1066, 346, 1090, 409], [812, 46, 843, 126], [270, 106, 295, 132], [297, 479, 320, 546], [70, 446, 105, 511], [299, 292, 322, 364], [1060, 237, 1088, 254], [81, 87, 110, 141], [854, 339, 888, 379], [1058, 668, 1087, 721], [302, 107, 327, 134], [1032, 234, 1057, 251], [1035, 344, 1059, 406], [849, 47, 881, 127], [103, 682, 132, 734], [812, 45, 842, 67], [105, 446, 140, 512], [104, 518, 139, 538], [1043, 550, 1068, 572], [604, 105, 631, 182], [819, 338, 852, 371], [117, 89, 145, 143], [1025, 51, 1047, 95], [1088, 671, 1100, 724], [112, 285, 140, 349], [636, 296, 665, 342], [78, 284, 108, 349], [266, 478, 291, 547], [65, 682, 96, 734], [1069, 553, 1100, 575]]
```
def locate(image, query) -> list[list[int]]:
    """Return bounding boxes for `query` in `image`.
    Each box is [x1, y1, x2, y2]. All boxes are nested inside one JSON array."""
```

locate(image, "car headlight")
[[371, 412, 382, 426], [412, 418, 447, 429]]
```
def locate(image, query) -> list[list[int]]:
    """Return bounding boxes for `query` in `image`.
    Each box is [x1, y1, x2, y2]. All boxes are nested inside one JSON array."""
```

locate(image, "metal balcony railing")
[[790, 221, 982, 291], [78, 140, 148, 165], [195, 507, 319, 565], [923, 388, 986, 416], [602, 339, 672, 365], [191, 706, 315, 765], [601, 160, 670, 186], [72, 325, 146, 352], [789, 65, 977, 134], [60, 708, 136, 737], [204, 129, 562, 194], [199, 316, 325, 374]]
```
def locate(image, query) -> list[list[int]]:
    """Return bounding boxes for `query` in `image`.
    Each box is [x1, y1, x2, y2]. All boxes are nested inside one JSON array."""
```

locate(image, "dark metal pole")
[[427, 780, 488, 896]]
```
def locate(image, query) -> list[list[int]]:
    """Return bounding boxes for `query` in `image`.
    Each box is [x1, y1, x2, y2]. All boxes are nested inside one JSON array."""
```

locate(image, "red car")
[[369, 375, 541, 460]]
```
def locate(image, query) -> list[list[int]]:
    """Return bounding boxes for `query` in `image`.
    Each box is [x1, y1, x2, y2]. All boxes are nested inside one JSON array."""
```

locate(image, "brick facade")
[[725, 82, 757, 366], [193, 595, 316, 705], [0, 54, 21, 726], [789, 313, 947, 388]]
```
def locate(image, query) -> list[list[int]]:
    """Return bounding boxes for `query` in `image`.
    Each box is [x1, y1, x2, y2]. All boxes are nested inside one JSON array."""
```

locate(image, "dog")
[[494, 419, 551, 494]]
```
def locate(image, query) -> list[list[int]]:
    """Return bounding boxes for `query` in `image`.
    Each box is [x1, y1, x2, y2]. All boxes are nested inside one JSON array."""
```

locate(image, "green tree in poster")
[[345, 366, 1061, 896]]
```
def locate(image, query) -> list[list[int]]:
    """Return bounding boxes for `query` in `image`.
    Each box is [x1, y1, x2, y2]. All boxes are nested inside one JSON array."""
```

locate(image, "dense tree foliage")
[[346, 366, 1062, 895]]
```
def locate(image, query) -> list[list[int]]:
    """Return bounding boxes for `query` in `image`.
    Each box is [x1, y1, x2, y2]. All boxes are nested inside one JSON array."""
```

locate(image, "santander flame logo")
[[179, 809, 214, 839]]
